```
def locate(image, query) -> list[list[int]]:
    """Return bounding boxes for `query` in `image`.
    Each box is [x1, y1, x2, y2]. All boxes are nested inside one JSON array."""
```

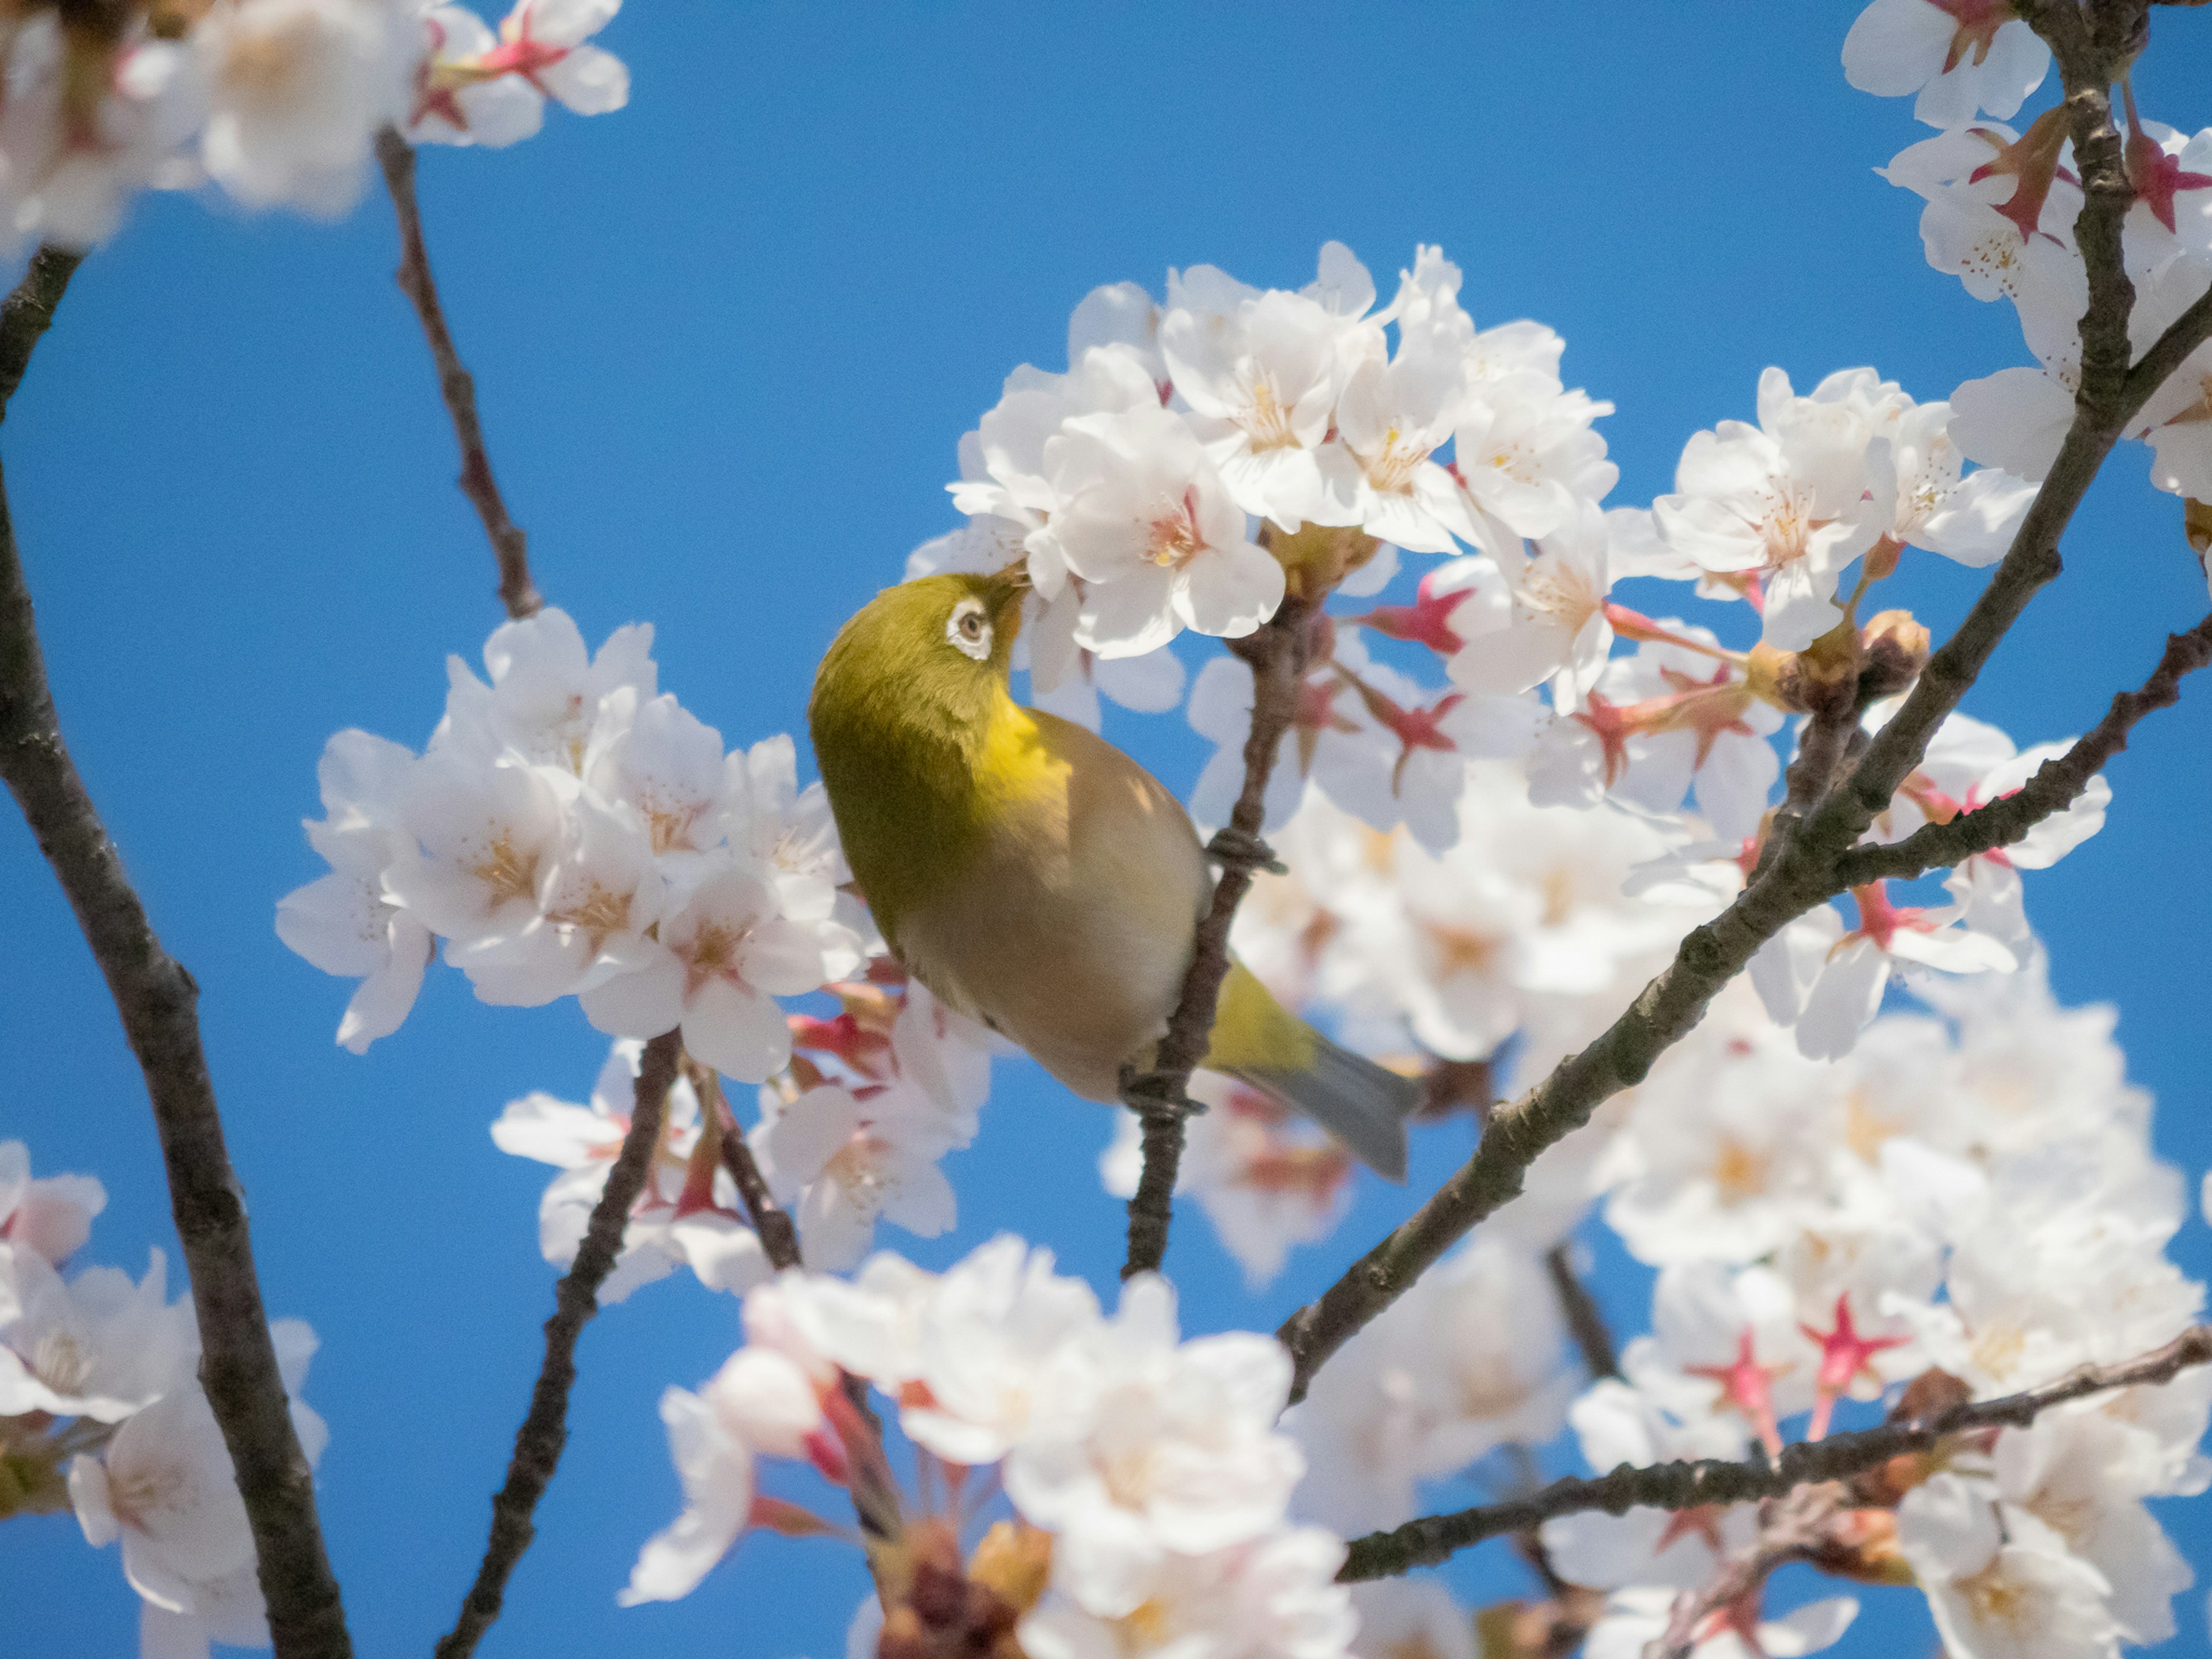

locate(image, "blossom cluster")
[[1852, 0, 2212, 581], [494, 963, 995, 1284], [622, 1236, 1358, 1659], [277, 607, 862, 1083], [0, 1141, 324, 1659], [0, 0, 624, 251]]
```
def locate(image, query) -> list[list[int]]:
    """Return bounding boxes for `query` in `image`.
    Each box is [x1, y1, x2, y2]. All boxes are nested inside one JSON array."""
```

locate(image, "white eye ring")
[[946, 597, 993, 661]]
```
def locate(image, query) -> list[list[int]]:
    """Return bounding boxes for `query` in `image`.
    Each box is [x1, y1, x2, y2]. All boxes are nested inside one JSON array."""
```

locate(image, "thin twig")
[[0, 247, 80, 421], [0, 263, 352, 1659], [691, 1060, 803, 1271], [1274, 29, 2212, 1403], [1649, 1484, 1837, 1659], [1121, 592, 1313, 1278], [435, 1029, 680, 1659], [374, 128, 541, 622], [1841, 611, 2212, 884], [1544, 1243, 1620, 1382], [1338, 1322, 2212, 1581]]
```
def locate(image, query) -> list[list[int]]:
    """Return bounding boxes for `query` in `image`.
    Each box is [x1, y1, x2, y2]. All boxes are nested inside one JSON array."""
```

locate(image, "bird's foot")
[[1118, 1065, 1206, 1121], [1205, 827, 1286, 876]]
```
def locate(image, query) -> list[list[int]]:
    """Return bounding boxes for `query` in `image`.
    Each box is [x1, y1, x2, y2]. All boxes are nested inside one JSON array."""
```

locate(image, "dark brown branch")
[[1121, 593, 1314, 1278], [374, 128, 541, 622], [1339, 1323, 2212, 1581], [1544, 1243, 1619, 1382], [1275, 35, 2212, 1404], [0, 266, 352, 1659], [692, 1059, 802, 1271], [435, 1029, 680, 1659], [1840, 611, 2212, 885], [0, 248, 79, 421]]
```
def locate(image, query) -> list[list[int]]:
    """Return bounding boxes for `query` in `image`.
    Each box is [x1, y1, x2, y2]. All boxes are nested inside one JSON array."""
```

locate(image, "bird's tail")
[[1204, 961, 1420, 1181]]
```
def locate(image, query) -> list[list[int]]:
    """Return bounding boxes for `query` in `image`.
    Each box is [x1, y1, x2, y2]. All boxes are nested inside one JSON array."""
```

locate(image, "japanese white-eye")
[[807, 571, 1417, 1178]]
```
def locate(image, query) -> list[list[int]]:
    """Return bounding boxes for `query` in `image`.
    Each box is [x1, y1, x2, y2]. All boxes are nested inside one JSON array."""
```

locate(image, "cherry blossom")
[[1843, 0, 2050, 128], [194, 0, 415, 216], [67, 1320, 325, 1659], [412, 0, 630, 147], [0, 1140, 106, 1268], [275, 730, 433, 1052], [1651, 368, 1891, 650], [1036, 402, 1286, 656], [1162, 243, 1380, 532]]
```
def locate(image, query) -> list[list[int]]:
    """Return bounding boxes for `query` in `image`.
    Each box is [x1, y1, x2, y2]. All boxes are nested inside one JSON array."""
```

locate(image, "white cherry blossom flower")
[[1162, 243, 1380, 531], [619, 1382, 756, 1605], [411, 0, 629, 147], [750, 1081, 961, 1271], [1582, 1586, 1857, 1659], [381, 752, 571, 945], [1843, 0, 2049, 127], [1898, 1472, 2120, 1659], [1036, 402, 1285, 656], [69, 1321, 325, 1657], [1651, 368, 1890, 650], [0, 21, 199, 253], [897, 1234, 1101, 1465], [1006, 1277, 1304, 1616], [433, 607, 656, 773], [1449, 372, 1619, 558], [275, 729, 432, 1052], [1020, 1526, 1356, 1659], [0, 1247, 193, 1422], [1315, 309, 1474, 555], [579, 861, 861, 1081], [195, 0, 415, 216], [0, 1140, 104, 1267]]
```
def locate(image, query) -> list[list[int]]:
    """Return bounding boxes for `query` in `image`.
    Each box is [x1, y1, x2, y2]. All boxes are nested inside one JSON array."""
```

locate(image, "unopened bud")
[[1858, 609, 1930, 702], [969, 1521, 1053, 1616], [1813, 1508, 1914, 1586], [2186, 497, 2212, 575], [1266, 522, 1383, 603]]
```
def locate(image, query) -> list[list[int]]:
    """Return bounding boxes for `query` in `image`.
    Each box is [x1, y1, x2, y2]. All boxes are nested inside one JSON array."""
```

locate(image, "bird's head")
[[810, 567, 1031, 767]]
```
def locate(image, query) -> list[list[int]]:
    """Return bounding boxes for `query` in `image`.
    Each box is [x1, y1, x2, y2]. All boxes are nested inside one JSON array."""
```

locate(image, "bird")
[[806, 568, 1420, 1180]]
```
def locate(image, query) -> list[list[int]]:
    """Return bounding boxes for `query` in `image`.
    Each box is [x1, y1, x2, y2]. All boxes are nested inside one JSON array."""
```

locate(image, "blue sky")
[[7, 3, 2212, 1656]]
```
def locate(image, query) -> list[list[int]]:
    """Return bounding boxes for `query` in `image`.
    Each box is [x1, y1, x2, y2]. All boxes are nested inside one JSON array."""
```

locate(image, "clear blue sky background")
[[7, 3, 2212, 1656]]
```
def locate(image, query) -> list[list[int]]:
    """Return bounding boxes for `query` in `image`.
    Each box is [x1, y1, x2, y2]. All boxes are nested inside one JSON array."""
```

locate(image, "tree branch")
[[435, 1029, 680, 1659], [374, 128, 541, 623], [1544, 1243, 1620, 1382], [1840, 611, 2212, 885], [0, 260, 353, 1659], [0, 247, 80, 422], [1121, 592, 1313, 1278], [1273, 8, 2212, 1406], [691, 1059, 803, 1271], [1650, 1484, 1836, 1659], [1337, 1322, 2212, 1581]]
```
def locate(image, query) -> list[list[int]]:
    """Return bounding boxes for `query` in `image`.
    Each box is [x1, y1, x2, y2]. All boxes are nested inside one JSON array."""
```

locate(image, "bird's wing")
[[894, 708, 1211, 1102]]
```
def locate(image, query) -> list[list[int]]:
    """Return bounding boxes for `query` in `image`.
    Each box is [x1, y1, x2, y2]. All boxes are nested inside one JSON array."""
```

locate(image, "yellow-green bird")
[[807, 570, 1419, 1179]]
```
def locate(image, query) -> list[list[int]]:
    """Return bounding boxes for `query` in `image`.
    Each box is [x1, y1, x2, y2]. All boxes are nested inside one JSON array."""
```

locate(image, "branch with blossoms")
[[0, 259, 350, 1657], [29, 0, 2212, 1657], [437, 1031, 678, 1659], [1840, 608, 2212, 883], [1274, 3, 2212, 1406], [1122, 588, 1314, 1278], [1337, 1321, 2212, 1580]]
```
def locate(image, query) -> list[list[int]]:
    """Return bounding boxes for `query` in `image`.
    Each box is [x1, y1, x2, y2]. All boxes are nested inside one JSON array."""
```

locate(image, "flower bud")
[[1857, 609, 1930, 702], [1266, 522, 1383, 603]]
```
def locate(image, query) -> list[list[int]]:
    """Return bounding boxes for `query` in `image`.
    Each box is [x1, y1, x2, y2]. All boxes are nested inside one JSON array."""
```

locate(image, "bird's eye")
[[946, 598, 993, 661]]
